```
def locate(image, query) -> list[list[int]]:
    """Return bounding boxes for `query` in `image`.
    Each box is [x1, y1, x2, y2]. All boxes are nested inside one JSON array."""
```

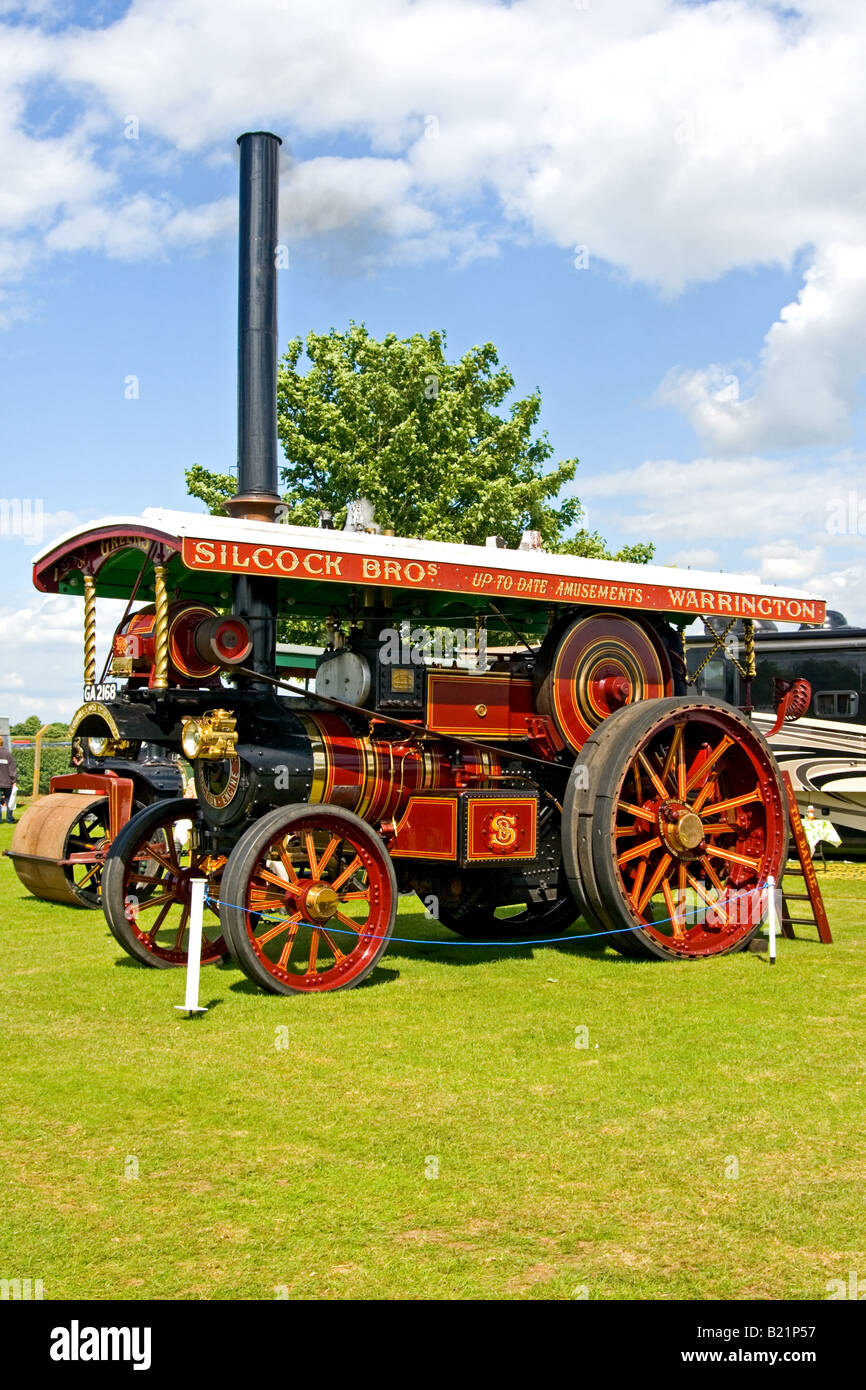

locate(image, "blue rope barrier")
[[204, 882, 771, 950]]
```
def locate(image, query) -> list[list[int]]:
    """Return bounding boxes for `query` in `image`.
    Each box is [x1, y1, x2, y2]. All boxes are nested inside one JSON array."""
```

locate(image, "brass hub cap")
[[303, 883, 340, 922], [659, 802, 705, 858]]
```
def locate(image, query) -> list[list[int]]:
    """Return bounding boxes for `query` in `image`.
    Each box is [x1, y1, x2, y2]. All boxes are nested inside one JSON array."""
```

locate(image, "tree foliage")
[[187, 324, 653, 564], [10, 716, 68, 739]]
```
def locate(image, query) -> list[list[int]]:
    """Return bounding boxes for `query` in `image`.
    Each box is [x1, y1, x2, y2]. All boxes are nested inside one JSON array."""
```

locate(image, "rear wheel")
[[219, 804, 396, 995], [563, 697, 787, 959]]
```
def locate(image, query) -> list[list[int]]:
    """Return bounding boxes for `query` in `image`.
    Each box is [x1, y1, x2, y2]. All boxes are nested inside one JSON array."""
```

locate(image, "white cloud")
[[45, 192, 237, 260], [0, 592, 116, 722], [0, 3, 860, 291], [667, 547, 721, 570], [0, 507, 81, 548], [0, 1, 865, 552], [658, 244, 866, 453], [580, 450, 866, 623]]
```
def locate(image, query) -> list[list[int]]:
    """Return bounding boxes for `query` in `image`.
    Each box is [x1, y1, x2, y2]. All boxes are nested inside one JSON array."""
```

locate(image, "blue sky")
[[1, 0, 865, 719]]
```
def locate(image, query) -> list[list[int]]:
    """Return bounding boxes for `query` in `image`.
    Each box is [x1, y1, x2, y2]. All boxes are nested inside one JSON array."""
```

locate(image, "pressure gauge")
[[315, 651, 372, 706]]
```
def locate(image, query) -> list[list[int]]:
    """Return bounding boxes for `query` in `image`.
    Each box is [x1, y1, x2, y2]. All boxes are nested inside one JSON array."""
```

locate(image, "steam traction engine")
[[29, 133, 826, 993]]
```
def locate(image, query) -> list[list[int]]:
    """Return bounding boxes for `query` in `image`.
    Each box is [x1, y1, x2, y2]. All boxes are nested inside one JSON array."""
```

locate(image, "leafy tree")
[[187, 324, 652, 563], [11, 716, 41, 736], [10, 716, 69, 739]]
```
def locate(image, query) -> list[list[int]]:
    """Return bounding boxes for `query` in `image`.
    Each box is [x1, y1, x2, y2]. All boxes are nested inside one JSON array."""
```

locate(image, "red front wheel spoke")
[[319, 927, 346, 962], [303, 831, 319, 877], [135, 845, 176, 876], [258, 912, 302, 949], [334, 910, 363, 937], [315, 836, 341, 878], [277, 918, 302, 967], [305, 930, 320, 975], [255, 866, 300, 895], [330, 855, 363, 892]]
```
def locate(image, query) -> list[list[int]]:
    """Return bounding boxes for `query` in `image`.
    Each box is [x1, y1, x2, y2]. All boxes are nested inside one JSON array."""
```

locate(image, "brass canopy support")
[[83, 574, 96, 686], [153, 563, 169, 689]]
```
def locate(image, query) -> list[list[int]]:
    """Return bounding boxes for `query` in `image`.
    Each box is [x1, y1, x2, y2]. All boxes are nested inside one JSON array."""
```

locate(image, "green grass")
[[1, 811, 865, 1301]]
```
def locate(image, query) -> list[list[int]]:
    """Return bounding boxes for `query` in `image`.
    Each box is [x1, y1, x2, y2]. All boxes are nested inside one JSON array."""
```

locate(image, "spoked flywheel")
[[563, 697, 788, 959], [219, 804, 397, 995], [102, 798, 229, 968]]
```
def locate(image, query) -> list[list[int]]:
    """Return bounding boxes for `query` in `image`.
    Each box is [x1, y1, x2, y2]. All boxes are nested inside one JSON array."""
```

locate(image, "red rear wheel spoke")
[[660, 723, 684, 795], [685, 734, 734, 793], [661, 877, 684, 938], [628, 859, 647, 910], [637, 751, 668, 800], [705, 844, 761, 871], [636, 853, 672, 913], [700, 856, 728, 897], [618, 836, 662, 867], [706, 789, 761, 815]]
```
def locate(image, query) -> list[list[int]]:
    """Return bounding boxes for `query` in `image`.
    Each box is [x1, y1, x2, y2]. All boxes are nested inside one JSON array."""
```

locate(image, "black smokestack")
[[229, 130, 282, 520], [229, 131, 282, 684]]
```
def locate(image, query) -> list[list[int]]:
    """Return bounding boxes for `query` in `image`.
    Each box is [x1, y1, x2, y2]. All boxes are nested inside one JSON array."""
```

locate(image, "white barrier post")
[[766, 874, 777, 966], [175, 878, 208, 1015]]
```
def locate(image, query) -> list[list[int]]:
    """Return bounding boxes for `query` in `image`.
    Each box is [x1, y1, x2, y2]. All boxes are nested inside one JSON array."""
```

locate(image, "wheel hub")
[[302, 882, 340, 922], [659, 802, 705, 858]]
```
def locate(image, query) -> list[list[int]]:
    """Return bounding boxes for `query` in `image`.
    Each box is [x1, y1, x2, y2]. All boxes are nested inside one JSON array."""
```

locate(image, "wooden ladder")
[[779, 772, 833, 943]]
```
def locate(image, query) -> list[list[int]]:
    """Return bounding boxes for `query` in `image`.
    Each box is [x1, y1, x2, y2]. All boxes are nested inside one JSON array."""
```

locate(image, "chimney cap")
[[237, 131, 283, 145]]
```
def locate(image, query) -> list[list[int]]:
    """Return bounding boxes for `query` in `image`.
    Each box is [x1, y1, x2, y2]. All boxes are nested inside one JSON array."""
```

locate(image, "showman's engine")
[[12, 131, 827, 992]]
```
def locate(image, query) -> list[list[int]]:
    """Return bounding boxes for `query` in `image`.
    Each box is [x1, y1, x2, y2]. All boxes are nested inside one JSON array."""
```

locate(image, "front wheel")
[[102, 798, 229, 968], [219, 804, 397, 994]]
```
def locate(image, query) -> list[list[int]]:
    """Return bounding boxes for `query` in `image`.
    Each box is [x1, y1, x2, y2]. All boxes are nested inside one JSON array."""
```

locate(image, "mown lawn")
[[1, 812, 864, 1301]]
